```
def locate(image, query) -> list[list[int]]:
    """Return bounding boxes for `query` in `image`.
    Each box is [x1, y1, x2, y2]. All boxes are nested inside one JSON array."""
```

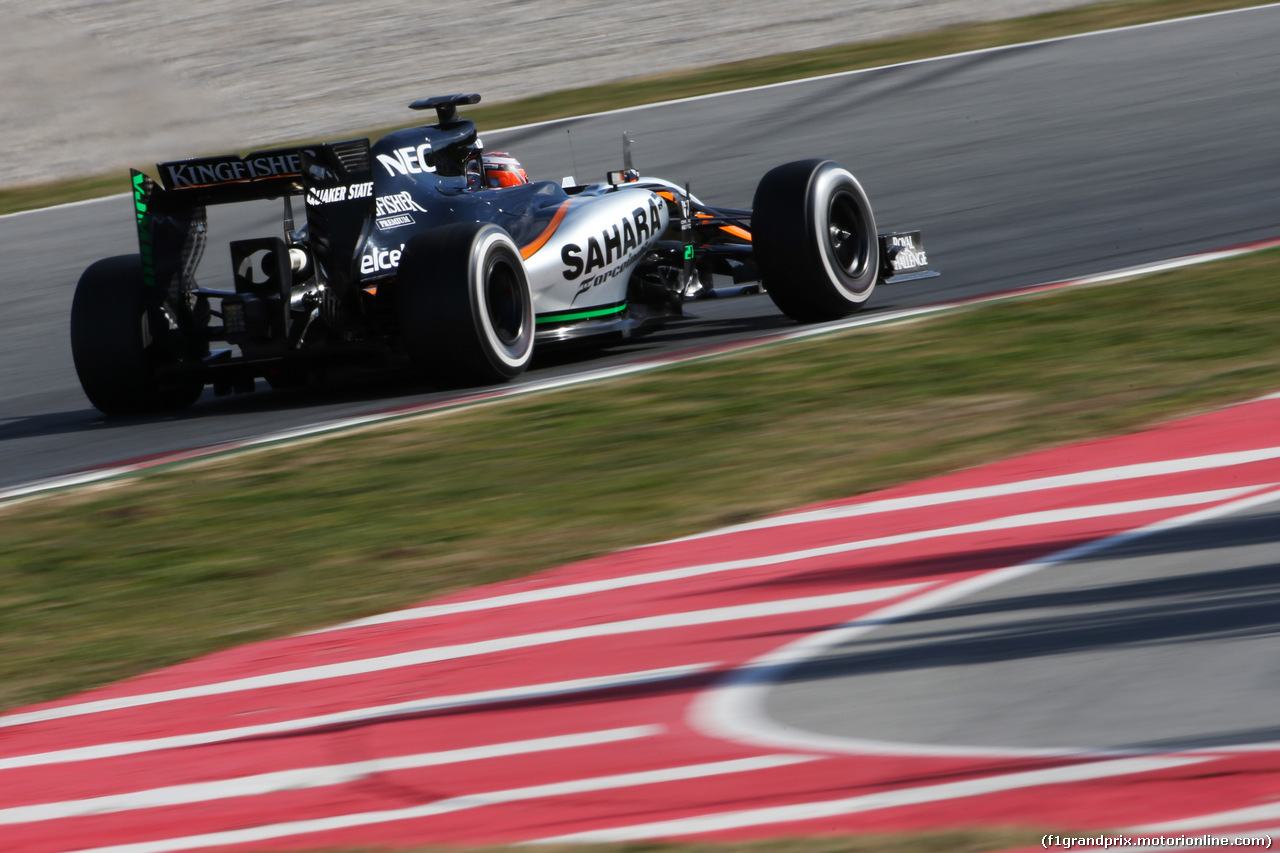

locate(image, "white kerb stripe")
[[661, 445, 1280, 544], [0, 663, 709, 772], [533, 755, 1209, 843], [320, 479, 1271, 634], [0, 582, 927, 730], [1130, 802, 1280, 833], [0, 725, 662, 826], [69, 755, 817, 853]]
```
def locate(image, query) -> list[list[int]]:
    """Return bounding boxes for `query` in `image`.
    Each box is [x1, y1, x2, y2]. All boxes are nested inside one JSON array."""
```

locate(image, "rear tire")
[[753, 159, 879, 322], [69, 255, 203, 416], [395, 222, 535, 386]]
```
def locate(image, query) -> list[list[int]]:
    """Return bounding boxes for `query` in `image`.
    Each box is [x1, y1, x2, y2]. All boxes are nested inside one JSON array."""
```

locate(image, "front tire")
[[753, 159, 879, 322], [69, 255, 203, 416], [395, 222, 535, 386]]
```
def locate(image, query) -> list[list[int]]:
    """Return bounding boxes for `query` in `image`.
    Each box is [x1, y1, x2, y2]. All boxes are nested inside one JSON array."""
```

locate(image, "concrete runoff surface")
[[4, 0, 1100, 188], [766, 493, 1280, 754]]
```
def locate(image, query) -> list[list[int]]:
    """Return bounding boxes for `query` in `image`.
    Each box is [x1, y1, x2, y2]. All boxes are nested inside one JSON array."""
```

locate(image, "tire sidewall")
[[467, 227, 534, 374], [396, 221, 535, 385], [753, 159, 880, 322], [808, 164, 878, 305]]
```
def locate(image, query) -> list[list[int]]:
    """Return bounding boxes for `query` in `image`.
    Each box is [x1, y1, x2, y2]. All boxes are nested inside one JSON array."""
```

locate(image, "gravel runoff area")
[[5, 1, 1095, 189]]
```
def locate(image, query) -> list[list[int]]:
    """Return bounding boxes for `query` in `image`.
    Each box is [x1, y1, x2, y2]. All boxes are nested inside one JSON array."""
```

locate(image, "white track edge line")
[[8, 4, 1277, 222], [480, 4, 1280, 137], [0, 193, 129, 220]]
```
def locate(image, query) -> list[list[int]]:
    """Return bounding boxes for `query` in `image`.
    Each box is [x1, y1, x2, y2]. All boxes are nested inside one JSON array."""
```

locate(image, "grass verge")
[[2, 247, 1279, 712], [0, 0, 1268, 216]]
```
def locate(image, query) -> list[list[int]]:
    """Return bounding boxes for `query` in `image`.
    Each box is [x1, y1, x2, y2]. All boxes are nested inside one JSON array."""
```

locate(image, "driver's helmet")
[[482, 152, 528, 188]]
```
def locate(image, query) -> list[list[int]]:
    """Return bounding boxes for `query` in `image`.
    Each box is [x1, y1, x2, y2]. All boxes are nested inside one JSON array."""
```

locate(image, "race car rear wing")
[[134, 139, 376, 305], [154, 146, 307, 205]]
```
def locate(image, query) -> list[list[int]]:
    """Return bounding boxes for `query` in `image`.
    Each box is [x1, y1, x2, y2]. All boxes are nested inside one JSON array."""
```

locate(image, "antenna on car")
[[408, 93, 481, 125], [623, 132, 635, 172], [565, 128, 580, 187]]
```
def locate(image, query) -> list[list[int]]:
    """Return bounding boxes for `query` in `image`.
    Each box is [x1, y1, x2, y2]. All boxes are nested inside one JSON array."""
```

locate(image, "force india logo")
[[561, 197, 666, 300]]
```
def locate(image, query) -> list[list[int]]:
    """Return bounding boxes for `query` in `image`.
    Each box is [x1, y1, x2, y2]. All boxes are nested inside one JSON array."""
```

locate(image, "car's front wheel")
[[395, 223, 535, 386], [753, 159, 880, 322], [70, 255, 204, 416]]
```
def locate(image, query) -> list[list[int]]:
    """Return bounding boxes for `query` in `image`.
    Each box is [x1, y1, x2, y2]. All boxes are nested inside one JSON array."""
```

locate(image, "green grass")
[[0, 0, 1268, 216], [3, 247, 1280, 712]]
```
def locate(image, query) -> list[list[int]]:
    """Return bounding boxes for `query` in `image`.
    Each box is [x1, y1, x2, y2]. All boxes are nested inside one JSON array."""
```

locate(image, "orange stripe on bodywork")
[[695, 212, 751, 242], [520, 201, 572, 260]]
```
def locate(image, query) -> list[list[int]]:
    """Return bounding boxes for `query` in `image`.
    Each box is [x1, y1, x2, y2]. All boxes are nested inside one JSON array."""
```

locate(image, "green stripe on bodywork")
[[536, 303, 627, 325], [131, 171, 157, 289]]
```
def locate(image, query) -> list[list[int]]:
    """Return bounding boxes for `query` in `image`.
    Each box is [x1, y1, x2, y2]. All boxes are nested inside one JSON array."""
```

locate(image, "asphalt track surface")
[[3, 6, 1280, 493]]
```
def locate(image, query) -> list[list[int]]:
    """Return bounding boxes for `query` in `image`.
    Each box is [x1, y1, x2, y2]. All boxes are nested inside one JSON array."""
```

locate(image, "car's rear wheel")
[[395, 222, 535, 386], [70, 255, 204, 416], [753, 159, 879, 322]]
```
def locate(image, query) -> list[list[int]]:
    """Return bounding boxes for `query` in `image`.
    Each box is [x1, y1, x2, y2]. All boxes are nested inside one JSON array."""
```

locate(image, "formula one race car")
[[70, 94, 936, 415]]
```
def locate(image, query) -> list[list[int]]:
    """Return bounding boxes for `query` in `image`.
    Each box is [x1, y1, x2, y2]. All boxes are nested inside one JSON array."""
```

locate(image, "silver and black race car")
[[70, 93, 936, 415]]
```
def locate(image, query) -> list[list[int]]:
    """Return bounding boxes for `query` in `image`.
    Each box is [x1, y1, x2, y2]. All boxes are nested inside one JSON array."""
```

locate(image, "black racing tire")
[[69, 255, 203, 416], [395, 222, 535, 386], [752, 159, 879, 322]]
